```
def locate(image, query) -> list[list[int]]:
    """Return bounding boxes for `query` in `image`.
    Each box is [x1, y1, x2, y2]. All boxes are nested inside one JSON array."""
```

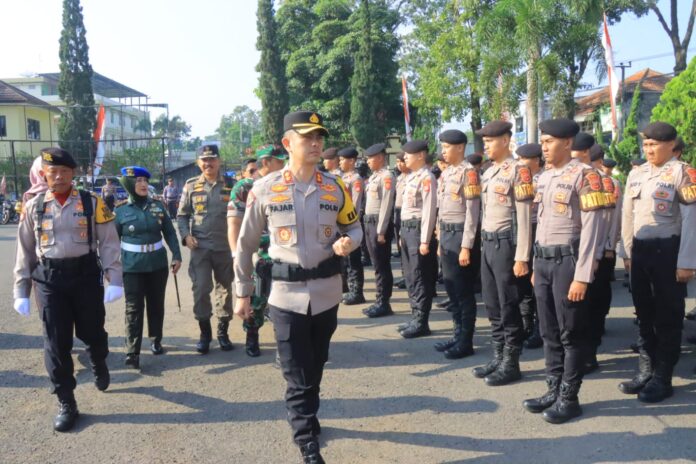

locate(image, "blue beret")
[[516, 143, 542, 158], [642, 122, 677, 141], [476, 121, 513, 137], [365, 143, 387, 157], [40, 147, 77, 168], [402, 140, 429, 154], [120, 165, 151, 178], [539, 118, 580, 138], [572, 133, 595, 151], [338, 147, 359, 158], [439, 129, 467, 144]]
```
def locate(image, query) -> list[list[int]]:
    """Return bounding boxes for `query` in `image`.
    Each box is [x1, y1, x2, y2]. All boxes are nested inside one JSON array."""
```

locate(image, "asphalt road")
[[1, 223, 695, 464]]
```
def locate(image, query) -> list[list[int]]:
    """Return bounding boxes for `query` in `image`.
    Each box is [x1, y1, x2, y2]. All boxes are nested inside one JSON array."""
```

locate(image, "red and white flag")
[[93, 104, 106, 176], [601, 13, 620, 133], [401, 75, 412, 141]]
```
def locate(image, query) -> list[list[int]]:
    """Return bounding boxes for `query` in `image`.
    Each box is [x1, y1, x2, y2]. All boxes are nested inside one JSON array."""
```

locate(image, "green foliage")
[[58, 0, 96, 170], [349, 0, 377, 147], [652, 56, 696, 165], [256, 0, 289, 143], [99, 143, 164, 178], [152, 115, 191, 148], [215, 106, 263, 163]]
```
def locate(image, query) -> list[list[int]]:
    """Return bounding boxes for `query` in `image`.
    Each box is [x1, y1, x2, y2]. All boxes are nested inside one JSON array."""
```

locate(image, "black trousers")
[[519, 224, 537, 323], [166, 200, 178, 219], [631, 236, 685, 368], [587, 254, 614, 348], [394, 207, 402, 255], [32, 254, 108, 399], [400, 224, 438, 312], [346, 247, 364, 290], [123, 267, 169, 355], [534, 255, 591, 384], [481, 236, 525, 346], [471, 224, 482, 293], [271, 305, 338, 445], [365, 220, 394, 305], [440, 226, 477, 325]]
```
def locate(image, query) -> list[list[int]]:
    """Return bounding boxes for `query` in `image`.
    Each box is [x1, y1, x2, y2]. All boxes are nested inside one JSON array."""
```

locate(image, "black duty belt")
[[534, 243, 578, 260], [633, 235, 679, 251], [402, 218, 421, 229], [364, 214, 378, 224], [440, 222, 464, 232], [481, 230, 512, 241], [272, 255, 342, 282], [40, 252, 98, 272]]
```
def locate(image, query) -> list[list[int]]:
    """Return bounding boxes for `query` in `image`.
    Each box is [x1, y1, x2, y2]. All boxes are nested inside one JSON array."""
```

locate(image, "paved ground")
[[1, 223, 696, 464]]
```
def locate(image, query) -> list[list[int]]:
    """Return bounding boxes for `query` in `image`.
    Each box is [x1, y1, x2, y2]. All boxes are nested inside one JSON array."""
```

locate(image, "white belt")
[[121, 240, 164, 253]]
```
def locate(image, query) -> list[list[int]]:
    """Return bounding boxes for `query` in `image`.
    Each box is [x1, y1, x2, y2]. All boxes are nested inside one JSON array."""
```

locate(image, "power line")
[[616, 48, 695, 64]]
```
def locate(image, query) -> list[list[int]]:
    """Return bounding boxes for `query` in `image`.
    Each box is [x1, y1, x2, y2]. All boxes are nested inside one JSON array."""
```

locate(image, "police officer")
[[13, 147, 123, 432], [467, 153, 484, 295], [619, 122, 696, 403], [115, 166, 182, 369], [234, 111, 362, 463], [227, 145, 287, 357], [393, 152, 409, 282], [321, 147, 342, 176], [177, 144, 235, 354], [101, 178, 117, 211], [163, 177, 180, 218], [473, 121, 534, 386], [399, 140, 438, 339], [338, 146, 366, 305], [522, 119, 604, 424], [362, 142, 396, 318], [516, 143, 544, 349], [433, 130, 481, 359]]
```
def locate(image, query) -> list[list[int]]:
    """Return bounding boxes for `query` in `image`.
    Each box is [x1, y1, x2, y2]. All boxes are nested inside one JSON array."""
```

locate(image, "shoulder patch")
[[677, 165, 696, 204], [513, 166, 534, 201], [579, 169, 607, 211], [94, 196, 115, 223]]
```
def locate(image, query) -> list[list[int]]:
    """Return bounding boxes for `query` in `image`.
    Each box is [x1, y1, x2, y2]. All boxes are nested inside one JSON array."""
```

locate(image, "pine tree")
[[349, 0, 376, 148], [613, 85, 642, 174], [58, 0, 96, 171], [256, 0, 289, 143]]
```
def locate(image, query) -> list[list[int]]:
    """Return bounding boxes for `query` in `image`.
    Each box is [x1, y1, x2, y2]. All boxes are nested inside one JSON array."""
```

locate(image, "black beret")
[[198, 144, 219, 158], [539, 118, 580, 138], [337, 147, 359, 159], [475, 120, 513, 137], [572, 133, 595, 151], [321, 147, 338, 160], [602, 158, 617, 168], [641, 121, 677, 141], [283, 110, 329, 136], [365, 143, 387, 157], [516, 143, 542, 158], [466, 153, 483, 165], [589, 144, 605, 161], [402, 140, 429, 154], [40, 147, 77, 168], [439, 129, 468, 144], [631, 158, 646, 166], [396, 151, 405, 161], [673, 136, 685, 153]]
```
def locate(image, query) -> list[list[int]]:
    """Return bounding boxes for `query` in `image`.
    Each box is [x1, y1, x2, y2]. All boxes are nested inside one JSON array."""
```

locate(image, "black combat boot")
[[523, 375, 561, 413], [364, 303, 393, 318], [484, 344, 522, 386], [397, 308, 417, 332], [150, 341, 164, 355], [400, 309, 431, 339], [54, 394, 79, 432], [618, 351, 653, 394], [436, 315, 461, 353], [584, 346, 599, 374], [217, 320, 233, 351], [124, 353, 140, 369], [245, 327, 261, 357], [444, 321, 475, 359], [472, 341, 504, 378], [299, 439, 325, 464], [523, 316, 543, 349], [91, 360, 110, 391], [196, 319, 212, 354], [638, 361, 673, 403], [436, 298, 451, 309], [542, 381, 583, 424], [342, 280, 366, 305]]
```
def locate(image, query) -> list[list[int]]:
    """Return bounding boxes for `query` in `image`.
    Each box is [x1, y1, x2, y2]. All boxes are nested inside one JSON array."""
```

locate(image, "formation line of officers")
[[11, 109, 696, 464]]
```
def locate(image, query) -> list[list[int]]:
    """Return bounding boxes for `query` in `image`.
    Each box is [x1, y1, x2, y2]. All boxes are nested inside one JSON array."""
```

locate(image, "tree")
[[256, 0, 289, 142], [612, 84, 642, 174], [153, 114, 191, 148], [349, 0, 377, 146], [58, 0, 96, 170], [647, 0, 696, 74], [652, 55, 696, 165], [215, 106, 263, 163]]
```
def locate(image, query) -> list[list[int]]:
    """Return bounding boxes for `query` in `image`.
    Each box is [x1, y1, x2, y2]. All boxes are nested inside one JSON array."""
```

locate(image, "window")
[[515, 117, 524, 133], [27, 119, 40, 140], [0, 115, 6, 137], [41, 84, 56, 96]]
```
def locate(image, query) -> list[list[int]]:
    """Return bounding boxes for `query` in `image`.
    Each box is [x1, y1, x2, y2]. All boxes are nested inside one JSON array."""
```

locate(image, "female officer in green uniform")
[[115, 166, 182, 368]]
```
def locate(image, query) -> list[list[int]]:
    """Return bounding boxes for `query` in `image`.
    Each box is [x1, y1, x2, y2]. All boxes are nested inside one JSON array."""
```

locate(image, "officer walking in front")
[[433, 130, 481, 359], [115, 166, 182, 369], [522, 119, 604, 424], [473, 121, 534, 387], [362, 142, 396, 318], [398, 140, 438, 339], [13, 147, 123, 432], [234, 111, 361, 463], [338, 147, 366, 305], [177, 145, 235, 354], [619, 122, 696, 403]]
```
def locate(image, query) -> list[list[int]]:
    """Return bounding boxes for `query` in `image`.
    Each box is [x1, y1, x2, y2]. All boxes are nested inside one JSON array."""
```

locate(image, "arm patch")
[[463, 168, 481, 199], [335, 177, 359, 225], [579, 168, 607, 211], [677, 165, 696, 204], [94, 196, 115, 223], [513, 166, 534, 201]]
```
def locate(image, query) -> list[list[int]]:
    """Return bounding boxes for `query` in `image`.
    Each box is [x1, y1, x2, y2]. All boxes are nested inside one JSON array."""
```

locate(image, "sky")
[[1, 0, 694, 138]]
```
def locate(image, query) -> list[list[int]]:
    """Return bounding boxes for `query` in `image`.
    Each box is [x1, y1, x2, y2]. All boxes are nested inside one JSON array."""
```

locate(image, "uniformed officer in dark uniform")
[[234, 111, 362, 463], [115, 166, 182, 369], [619, 122, 696, 403], [13, 147, 123, 432], [338, 147, 366, 305], [398, 140, 438, 339], [473, 121, 534, 386], [522, 119, 604, 424], [433, 130, 481, 359], [177, 145, 235, 354], [362, 142, 396, 318]]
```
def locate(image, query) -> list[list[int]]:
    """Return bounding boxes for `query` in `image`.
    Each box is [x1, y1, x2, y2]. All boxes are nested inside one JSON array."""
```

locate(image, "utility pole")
[[616, 61, 632, 141]]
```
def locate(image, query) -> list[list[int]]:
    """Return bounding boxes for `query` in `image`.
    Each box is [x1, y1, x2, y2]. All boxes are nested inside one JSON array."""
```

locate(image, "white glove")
[[104, 285, 124, 303], [14, 298, 30, 317]]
